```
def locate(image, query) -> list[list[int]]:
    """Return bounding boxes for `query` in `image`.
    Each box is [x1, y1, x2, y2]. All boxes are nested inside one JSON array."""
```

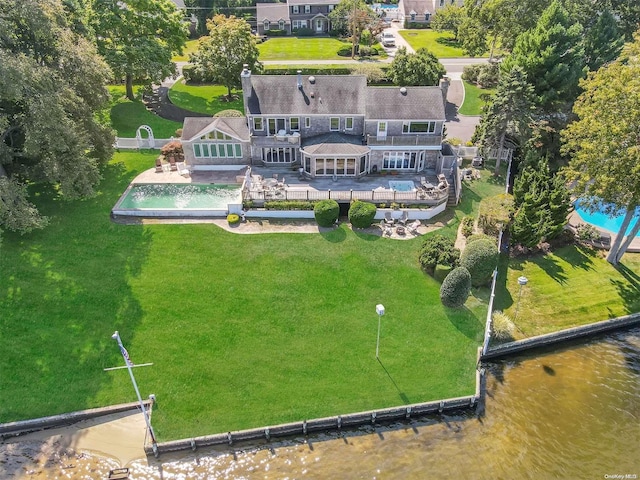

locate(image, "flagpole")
[[112, 331, 158, 455]]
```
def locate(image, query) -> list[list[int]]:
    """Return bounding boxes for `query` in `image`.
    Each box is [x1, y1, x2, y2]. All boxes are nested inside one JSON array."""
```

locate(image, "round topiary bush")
[[227, 213, 240, 225], [460, 238, 499, 287], [418, 234, 459, 275], [440, 267, 472, 308], [314, 199, 339, 227], [433, 264, 453, 283], [348, 201, 376, 228]]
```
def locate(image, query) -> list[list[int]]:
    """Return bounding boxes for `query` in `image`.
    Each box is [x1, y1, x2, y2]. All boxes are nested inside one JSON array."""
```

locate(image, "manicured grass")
[[172, 39, 199, 62], [0, 151, 486, 441], [258, 37, 357, 60], [168, 80, 243, 115], [398, 30, 469, 58], [108, 85, 182, 138], [495, 246, 640, 337], [459, 81, 495, 116]]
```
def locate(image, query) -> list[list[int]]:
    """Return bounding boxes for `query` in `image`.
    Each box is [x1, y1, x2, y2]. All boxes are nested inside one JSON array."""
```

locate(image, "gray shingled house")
[[182, 67, 451, 180]]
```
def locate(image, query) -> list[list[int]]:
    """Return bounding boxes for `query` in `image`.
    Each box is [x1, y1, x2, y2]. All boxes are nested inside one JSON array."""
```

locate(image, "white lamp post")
[[514, 276, 528, 321], [375, 304, 385, 359]]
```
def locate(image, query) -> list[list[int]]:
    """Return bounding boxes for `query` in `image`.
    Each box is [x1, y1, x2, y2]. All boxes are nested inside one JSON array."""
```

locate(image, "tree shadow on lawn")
[[610, 263, 640, 314], [443, 306, 484, 342], [435, 36, 460, 48], [0, 161, 152, 429], [320, 224, 347, 243]]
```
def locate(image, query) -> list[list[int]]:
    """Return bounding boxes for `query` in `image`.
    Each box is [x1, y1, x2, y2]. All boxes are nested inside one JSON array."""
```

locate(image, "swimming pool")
[[113, 183, 243, 217], [574, 201, 640, 237], [389, 180, 415, 192]]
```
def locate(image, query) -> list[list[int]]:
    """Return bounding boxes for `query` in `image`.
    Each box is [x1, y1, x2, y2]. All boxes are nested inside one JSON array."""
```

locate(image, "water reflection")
[[3, 329, 639, 479]]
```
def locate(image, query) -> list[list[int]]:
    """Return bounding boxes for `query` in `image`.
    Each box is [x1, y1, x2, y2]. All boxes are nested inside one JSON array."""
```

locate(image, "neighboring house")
[[256, 3, 292, 35], [182, 68, 451, 179], [399, 0, 463, 26]]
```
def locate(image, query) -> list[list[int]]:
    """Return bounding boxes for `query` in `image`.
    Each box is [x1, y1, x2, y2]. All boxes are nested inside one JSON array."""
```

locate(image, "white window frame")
[[304, 5, 311, 13], [279, 20, 285, 30], [345, 117, 353, 130], [305, 117, 311, 128], [410, 13, 416, 21], [264, 20, 270, 31], [194, 143, 242, 158], [439, 0, 444, 6], [292, 5, 299, 14], [425, 13, 430, 21], [328, 4, 334, 11], [253, 117, 263, 131], [402, 121, 437, 134], [330, 117, 340, 131], [290, 117, 300, 131]]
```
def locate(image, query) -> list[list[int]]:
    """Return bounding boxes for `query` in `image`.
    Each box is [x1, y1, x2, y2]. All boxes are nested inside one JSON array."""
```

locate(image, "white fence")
[[114, 136, 177, 150]]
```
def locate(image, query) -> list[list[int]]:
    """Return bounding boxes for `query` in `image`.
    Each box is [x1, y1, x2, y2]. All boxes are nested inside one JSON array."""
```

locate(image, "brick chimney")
[[439, 76, 450, 106]]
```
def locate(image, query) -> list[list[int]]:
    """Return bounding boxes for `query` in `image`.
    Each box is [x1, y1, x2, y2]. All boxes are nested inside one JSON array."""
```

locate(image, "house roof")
[[245, 75, 368, 116], [365, 86, 445, 120], [182, 116, 250, 142], [400, 0, 434, 15], [301, 133, 369, 156], [289, 0, 337, 5], [256, 3, 291, 22]]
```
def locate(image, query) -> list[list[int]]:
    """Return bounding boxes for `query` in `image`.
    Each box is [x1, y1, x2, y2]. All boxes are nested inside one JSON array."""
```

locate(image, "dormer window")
[[264, 20, 270, 31], [279, 20, 285, 30], [304, 5, 311, 13], [425, 13, 430, 21], [329, 4, 334, 11], [292, 5, 299, 14], [410, 13, 416, 21]]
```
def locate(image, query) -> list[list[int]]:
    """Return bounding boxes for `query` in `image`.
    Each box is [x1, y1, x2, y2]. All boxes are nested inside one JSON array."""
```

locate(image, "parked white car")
[[380, 31, 396, 47]]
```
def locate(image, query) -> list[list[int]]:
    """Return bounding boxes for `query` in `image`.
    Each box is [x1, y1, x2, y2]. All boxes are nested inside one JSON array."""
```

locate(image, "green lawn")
[[398, 30, 469, 58], [172, 39, 199, 62], [459, 81, 495, 116], [495, 246, 640, 337], [0, 151, 486, 440], [108, 85, 182, 138], [258, 37, 358, 60], [168, 81, 244, 115]]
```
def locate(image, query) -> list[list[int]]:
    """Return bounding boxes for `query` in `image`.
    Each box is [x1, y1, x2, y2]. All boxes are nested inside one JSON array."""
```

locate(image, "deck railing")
[[366, 135, 442, 147], [244, 187, 449, 204]]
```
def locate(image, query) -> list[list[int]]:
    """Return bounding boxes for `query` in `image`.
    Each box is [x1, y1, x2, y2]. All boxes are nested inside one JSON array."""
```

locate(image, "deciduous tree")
[[430, 4, 465, 40], [93, 0, 188, 100], [387, 47, 446, 87], [329, 0, 378, 59], [0, 0, 114, 237], [191, 14, 261, 99], [561, 33, 640, 265]]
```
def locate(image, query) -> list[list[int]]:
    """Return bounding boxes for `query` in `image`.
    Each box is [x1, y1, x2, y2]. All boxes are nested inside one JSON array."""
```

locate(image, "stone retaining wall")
[[481, 313, 640, 361]]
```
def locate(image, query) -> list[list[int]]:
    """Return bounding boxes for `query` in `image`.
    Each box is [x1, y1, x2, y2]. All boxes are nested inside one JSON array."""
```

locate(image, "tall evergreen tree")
[[583, 9, 624, 71], [501, 0, 585, 113], [477, 66, 536, 174], [511, 153, 572, 248]]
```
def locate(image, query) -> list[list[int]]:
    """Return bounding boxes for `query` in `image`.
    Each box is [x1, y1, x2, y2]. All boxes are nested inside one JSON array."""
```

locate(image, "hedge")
[[314, 199, 339, 227], [181, 63, 218, 84], [440, 267, 472, 308], [348, 201, 376, 228], [418, 234, 459, 275], [264, 200, 316, 211], [460, 238, 499, 287]]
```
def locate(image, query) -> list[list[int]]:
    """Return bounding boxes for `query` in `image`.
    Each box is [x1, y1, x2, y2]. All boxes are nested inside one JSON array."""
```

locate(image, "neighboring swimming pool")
[[574, 202, 640, 237], [373, 3, 398, 9], [389, 180, 415, 192], [112, 183, 243, 217]]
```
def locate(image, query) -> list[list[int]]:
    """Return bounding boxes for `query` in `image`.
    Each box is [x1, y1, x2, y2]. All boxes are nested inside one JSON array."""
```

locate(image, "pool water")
[[574, 201, 640, 236], [118, 184, 242, 209], [388, 180, 415, 192]]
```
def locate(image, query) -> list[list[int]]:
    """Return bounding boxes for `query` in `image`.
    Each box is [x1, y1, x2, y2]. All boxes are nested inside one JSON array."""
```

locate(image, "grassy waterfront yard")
[[0, 151, 486, 440]]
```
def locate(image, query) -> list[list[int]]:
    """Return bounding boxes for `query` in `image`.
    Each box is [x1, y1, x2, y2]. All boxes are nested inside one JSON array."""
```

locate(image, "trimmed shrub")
[[461, 64, 482, 84], [461, 216, 474, 237], [348, 201, 376, 228], [418, 234, 459, 275], [440, 267, 472, 308], [491, 311, 515, 341], [478, 193, 514, 236], [460, 238, 499, 287], [264, 200, 315, 211], [314, 199, 339, 227], [358, 46, 379, 57], [227, 214, 240, 225], [265, 29, 287, 36], [466, 233, 496, 245], [434, 264, 453, 283], [264, 66, 353, 76], [214, 109, 243, 117], [294, 28, 314, 36], [181, 63, 218, 84], [476, 62, 499, 88], [351, 63, 388, 83]]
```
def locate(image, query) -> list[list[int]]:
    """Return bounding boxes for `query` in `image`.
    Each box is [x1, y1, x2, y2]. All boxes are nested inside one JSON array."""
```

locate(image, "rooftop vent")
[[400, 87, 407, 95], [309, 76, 316, 84], [310, 91, 315, 98]]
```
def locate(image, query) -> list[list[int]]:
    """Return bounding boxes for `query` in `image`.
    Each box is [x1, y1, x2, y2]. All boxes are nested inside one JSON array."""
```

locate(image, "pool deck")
[[568, 211, 640, 253]]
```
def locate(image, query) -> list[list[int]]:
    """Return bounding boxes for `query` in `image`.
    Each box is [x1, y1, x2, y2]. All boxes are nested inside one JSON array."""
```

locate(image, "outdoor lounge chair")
[[408, 219, 421, 235], [398, 210, 409, 225], [379, 220, 392, 236], [178, 162, 190, 177], [155, 159, 163, 173], [384, 211, 395, 225], [169, 158, 177, 171]]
